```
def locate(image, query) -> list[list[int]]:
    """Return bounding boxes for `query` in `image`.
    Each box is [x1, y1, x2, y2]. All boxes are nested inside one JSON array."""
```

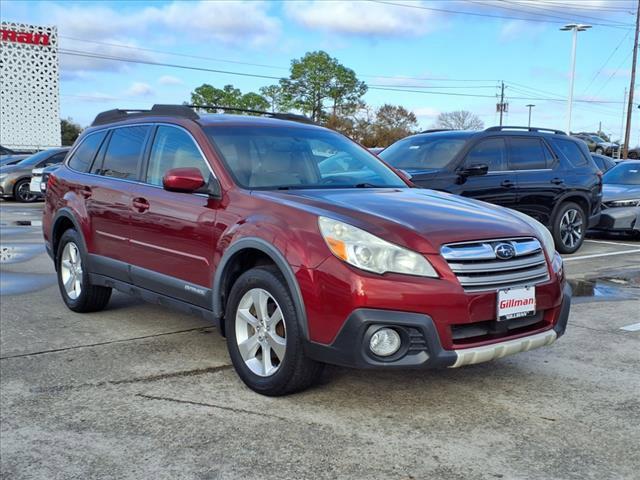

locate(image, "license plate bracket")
[[497, 286, 536, 321]]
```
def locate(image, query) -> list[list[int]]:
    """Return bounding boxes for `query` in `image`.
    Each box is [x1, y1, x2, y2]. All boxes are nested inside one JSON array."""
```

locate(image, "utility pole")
[[498, 81, 505, 126], [623, 0, 640, 159], [526, 104, 535, 128]]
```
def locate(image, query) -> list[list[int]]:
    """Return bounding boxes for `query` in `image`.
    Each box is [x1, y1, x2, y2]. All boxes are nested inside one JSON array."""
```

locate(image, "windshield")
[[379, 135, 469, 170], [591, 136, 607, 143], [603, 163, 640, 185], [205, 126, 406, 189]]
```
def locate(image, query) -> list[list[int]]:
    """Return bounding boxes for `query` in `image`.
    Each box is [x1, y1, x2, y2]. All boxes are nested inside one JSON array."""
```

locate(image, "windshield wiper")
[[354, 183, 380, 188]]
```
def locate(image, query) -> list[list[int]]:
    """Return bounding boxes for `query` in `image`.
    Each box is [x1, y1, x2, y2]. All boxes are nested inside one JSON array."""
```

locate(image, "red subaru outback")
[[43, 105, 571, 395]]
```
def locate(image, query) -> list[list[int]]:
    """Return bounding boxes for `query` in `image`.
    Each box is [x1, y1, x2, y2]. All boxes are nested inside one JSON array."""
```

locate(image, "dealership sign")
[[0, 28, 50, 46]]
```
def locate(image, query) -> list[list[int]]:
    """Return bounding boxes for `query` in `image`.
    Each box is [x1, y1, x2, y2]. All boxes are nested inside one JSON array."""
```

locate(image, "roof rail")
[[187, 105, 315, 124], [485, 126, 567, 135], [91, 105, 199, 126], [420, 128, 452, 133], [91, 104, 314, 127]]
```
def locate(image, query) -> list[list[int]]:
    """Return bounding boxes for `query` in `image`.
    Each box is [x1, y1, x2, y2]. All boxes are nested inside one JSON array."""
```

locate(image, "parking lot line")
[[564, 249, 640, 262], [620, 323, 640, 332], [585, 239, 640, 249]]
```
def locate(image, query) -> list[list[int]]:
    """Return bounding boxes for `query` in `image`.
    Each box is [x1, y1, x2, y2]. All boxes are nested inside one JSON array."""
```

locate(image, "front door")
[[127, 124, 219, 308], [456, 137, 518, 209]]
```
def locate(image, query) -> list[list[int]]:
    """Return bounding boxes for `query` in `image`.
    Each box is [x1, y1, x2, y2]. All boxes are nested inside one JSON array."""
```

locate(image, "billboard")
[[1, 22, 61, 150]]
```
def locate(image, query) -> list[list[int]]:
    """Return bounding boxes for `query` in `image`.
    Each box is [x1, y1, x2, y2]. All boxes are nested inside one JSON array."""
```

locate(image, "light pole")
[[560, 23, 591, 135], [526, 104, 535, 128]]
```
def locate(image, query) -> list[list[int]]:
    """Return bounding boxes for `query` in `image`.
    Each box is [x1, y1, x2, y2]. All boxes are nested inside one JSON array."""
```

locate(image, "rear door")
[[127, 124, 219, 308], [87, 125, 151, 278], [508, 136, 563, 225], [456, 137, 518, 208]]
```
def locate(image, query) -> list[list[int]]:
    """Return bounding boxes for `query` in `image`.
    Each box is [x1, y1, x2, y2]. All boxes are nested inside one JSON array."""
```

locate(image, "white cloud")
[[46, 1, 280, 74], [158, 75, 184, 86], [412, 107, 441, 119], [126, 82, 154, 97], [284, 1, 440, 38]]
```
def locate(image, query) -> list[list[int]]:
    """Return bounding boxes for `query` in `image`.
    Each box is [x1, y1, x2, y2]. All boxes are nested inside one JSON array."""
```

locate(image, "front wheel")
[[552, 202, 586, 254], [225, 266, 323, 396]]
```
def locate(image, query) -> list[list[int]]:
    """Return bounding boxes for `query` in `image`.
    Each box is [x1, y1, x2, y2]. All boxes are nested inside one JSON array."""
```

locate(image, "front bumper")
[[595, 207, 640, 233], [306, 283, 571, 369]]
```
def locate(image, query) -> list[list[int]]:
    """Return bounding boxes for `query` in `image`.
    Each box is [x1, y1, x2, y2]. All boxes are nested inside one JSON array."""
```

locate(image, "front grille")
[[451, 312, 544, 344], [441, 237, 550, 292]]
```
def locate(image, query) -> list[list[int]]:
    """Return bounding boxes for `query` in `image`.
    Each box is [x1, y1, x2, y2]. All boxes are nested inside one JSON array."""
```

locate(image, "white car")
[[30, 164, 60, 194]]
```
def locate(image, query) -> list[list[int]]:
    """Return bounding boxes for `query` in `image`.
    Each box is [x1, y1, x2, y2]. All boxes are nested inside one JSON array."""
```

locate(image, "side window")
[[100, 126, 150, 180], [145, 126, 209, 186], [553, 138, 589, 167], [464, 138, 507, 172], [45, 151, 67, 166], [67, 132, 106, 173], [508, 138, 550, 170]]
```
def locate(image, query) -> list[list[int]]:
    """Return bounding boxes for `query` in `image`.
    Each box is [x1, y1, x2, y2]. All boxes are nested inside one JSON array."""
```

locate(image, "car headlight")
[[507, 208, 556, 260], [606, 199, 640, 208], [318, 216, 438, 277]]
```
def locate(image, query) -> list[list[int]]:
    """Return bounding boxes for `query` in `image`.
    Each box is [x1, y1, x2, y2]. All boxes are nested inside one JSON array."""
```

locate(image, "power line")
[[493, 0, 633, 26], [592, 49, 634, 98], [581, 30, 632, 95], [370, 0, 634, 29]]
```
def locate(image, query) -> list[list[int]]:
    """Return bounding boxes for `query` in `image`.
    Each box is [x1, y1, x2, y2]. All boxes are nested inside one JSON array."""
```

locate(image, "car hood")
[[603, 183, 640, 202], [262, 188, 539, 253]]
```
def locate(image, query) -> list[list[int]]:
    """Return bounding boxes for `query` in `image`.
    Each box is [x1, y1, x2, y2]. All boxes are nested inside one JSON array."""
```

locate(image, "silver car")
[[0, 148, 69, 202]]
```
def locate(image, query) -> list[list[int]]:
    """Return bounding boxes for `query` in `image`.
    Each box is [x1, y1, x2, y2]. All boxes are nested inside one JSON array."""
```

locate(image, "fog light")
[[369, 328, 401, 357]]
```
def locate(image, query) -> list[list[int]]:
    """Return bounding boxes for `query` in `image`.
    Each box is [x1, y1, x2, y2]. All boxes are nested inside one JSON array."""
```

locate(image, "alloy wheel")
[[16, 181, 36, 202], [560, 208, 583, 249], [235, 288, 286, 377], [60, 242, 83, 300]]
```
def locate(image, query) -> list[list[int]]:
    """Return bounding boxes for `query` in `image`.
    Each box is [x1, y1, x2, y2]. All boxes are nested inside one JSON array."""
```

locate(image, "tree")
[[279, 51, 367, 122], [372, 104, 418, 146], [61, 118, 82, 146], [434, 110, 484, 130], [259, 85, 291, 112], [190, 84, 269, 112]]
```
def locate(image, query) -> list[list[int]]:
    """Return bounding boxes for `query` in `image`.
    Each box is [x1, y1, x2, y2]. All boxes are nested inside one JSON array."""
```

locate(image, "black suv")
[[380, 126, 602, 253]]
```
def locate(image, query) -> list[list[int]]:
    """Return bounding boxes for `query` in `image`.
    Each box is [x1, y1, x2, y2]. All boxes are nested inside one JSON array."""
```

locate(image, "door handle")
[[132, 197, 150, 213], [551, 178, 564, 185], [80, 186, 92, 199], [501, 180, 515, 188]]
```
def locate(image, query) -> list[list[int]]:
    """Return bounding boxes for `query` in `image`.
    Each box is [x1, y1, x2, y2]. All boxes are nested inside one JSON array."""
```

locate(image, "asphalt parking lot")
[[1, 201, 639, 480]]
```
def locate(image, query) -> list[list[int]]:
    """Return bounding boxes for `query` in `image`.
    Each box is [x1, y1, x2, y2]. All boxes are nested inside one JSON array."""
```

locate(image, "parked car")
[[379, 126, 602, 254], [591, 153, 616, 172], [0, 145, 34, 156], [43, 105, 571, 395], [0, 148, 69, 202], [572, 133, 619, 157], [593, 160, 640, 237], [627, 146, 639, 159], [0, 154, 29, 167], [30, 164, 61, 194]]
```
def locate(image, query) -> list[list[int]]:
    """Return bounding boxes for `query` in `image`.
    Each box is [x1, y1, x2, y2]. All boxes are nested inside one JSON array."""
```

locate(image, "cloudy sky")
[[2, 0, 639, 143]]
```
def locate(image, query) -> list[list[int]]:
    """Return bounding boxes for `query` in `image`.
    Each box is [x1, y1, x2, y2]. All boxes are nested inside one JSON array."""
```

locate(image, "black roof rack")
[[485, 126, 567, 135], [187, 105, 314, 124], [420, 128, 453, 133], [91, 104, 314, 127]]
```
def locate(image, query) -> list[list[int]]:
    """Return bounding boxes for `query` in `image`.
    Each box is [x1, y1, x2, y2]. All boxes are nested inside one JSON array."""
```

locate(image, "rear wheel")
[[225, 266, 323, 396], [552, 202, 586, 254], [14, 179, 38, 202], [56, 229, 112, 312]]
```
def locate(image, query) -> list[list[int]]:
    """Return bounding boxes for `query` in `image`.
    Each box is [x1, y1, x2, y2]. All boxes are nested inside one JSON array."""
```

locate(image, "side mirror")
[[460, 163, 489, 177], [163, 168, 205, 193]]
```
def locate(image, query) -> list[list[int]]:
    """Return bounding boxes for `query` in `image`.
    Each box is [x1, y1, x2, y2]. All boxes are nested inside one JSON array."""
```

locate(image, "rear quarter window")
[[552, 138, 590, 167], [67, 131, 107, 173]]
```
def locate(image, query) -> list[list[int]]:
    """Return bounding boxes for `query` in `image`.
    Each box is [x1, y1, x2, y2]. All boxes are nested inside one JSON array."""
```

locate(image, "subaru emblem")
[[494, 243, 516, 260]]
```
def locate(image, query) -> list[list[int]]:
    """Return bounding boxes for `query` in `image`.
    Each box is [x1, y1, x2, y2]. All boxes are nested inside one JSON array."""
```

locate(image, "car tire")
[[14, 178, 38, 203], [225, 266, 324, 396], [56, 229, 112, 312], [595, 147, 604, 155], [552, 202, 586, 254]]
